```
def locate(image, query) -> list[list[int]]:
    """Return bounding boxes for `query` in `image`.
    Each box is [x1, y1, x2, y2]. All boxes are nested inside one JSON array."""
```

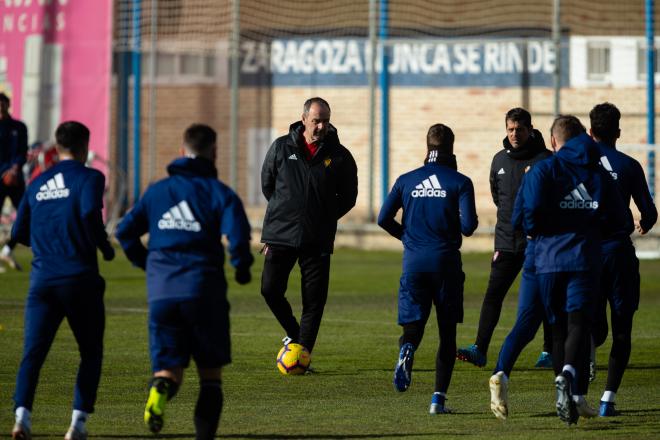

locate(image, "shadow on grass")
[[512, 363, 660, 373], [87, 434, 442, 439], [613, 408, 660, 416], [529, 411, 560, 418]]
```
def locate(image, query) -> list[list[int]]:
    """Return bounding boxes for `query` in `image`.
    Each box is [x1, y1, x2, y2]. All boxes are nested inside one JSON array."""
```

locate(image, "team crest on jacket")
[[560, 183, 599, 209], [411, 174, 446, 198], [158, 200, 201, 232], [36, 173, 69, 201]]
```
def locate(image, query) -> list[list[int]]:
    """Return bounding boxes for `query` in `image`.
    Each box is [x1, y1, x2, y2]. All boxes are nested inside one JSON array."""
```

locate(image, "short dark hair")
[[551, 115, 586, 144], [303, 97, 330, 114], [505, 107, 532, 128], [589, 102, 621, 142], [184, 124, 217, 154], [55, 121, 90, 154], [0, 93, 9, 104], [427, 123, 455, 154]]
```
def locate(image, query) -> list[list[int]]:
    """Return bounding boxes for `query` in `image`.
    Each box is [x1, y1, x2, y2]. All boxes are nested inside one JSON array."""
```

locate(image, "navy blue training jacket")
[[0, 117, 28, 178], [597, 141, 657, 249], [115, 157, 253, 302], [519, 133, 627, 274], [12, 160, 112, 285], [378, 162, 478, 272]]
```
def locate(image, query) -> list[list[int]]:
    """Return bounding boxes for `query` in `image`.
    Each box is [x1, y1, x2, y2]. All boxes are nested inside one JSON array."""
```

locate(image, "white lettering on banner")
[[543, 40, 555, 73], [241, 38, 559, 79], [433, 44, 452, 73], [1, 12, 66, 33], [484, 43, 500, 73], [3, 0, 69, 6]]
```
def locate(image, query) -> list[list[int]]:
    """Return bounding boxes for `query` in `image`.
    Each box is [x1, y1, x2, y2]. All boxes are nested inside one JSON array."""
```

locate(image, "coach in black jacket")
[[457, 108, 553, 367], [260, 97, 358, 355]]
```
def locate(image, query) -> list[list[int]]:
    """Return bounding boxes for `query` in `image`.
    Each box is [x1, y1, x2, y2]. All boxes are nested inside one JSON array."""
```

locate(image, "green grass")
[[1, 246, 660, 439]]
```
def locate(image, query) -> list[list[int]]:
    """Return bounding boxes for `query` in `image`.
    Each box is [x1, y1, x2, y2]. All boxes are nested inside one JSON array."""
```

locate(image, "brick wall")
[[111, 84, 659, 231]]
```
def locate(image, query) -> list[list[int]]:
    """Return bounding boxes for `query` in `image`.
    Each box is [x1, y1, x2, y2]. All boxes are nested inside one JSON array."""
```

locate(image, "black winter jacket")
[[490, 129, 552, 253], [261, 121, 358, 253]]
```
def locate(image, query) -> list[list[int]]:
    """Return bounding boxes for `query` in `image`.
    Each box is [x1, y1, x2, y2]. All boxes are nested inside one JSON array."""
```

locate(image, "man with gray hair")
[[260, 97, 358, 363]]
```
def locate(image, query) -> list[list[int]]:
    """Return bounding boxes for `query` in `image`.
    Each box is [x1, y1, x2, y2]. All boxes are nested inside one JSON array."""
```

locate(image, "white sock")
[[15, 407, 32, 430], [1, 244, 11, 257], [601, 390, 616, 402], [562, 364, 576, 378], [71, 410, 88, 432], [573, 394, 584, 403]]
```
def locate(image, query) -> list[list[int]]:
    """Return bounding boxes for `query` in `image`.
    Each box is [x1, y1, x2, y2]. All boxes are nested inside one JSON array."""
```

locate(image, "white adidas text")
[[411, 174, 446, 198], [36, 173, 69, 201], [158, 201, 202, 232]]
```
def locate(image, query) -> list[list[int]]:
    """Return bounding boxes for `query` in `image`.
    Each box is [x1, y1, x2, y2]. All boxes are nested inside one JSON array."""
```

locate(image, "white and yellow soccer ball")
[[276, 343, 311, 375]]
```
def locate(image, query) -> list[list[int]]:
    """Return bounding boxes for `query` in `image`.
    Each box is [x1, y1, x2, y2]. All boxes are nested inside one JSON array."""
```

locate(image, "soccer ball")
[[276, 343, 311, 375]]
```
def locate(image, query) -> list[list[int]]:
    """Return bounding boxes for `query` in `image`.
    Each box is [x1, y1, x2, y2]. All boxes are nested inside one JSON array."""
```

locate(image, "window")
[[156, 52, 177, 76], [637, 42, 660, 78], [180, 54, 203, 75], [112, 49, 220, 84], [587, 42, 610, 80]]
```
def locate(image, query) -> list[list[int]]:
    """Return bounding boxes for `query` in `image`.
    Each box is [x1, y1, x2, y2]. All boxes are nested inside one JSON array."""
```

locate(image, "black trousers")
[[260, 244, 330, 353], [0, 182, 24, 248], [475, 250, 553, 355]]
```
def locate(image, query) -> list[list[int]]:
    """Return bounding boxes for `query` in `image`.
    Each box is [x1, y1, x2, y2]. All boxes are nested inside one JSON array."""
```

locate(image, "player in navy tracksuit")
[[11, 122, 114, 440], [588, 103, 657, 416], [519, 116, 627, 425], [0, 92, 28, 271], [115, 124, 253, 440], [378, 124, 478, 414], [488, 172, 547, 420]]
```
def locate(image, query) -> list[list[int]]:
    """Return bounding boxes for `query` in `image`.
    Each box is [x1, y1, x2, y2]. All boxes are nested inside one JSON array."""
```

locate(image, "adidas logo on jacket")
[[411, 174, 446, 198], [158, 200, 201, 232], [36, 173, 69, 201], [559, 183, 599, 210]]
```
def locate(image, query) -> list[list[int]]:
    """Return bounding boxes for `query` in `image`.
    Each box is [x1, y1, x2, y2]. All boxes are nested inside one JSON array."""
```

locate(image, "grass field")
[[1, 246, 659, 439]]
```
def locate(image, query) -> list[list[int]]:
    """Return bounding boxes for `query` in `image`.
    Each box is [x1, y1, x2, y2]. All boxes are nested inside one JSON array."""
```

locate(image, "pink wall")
[[0, 0, 112, 170]]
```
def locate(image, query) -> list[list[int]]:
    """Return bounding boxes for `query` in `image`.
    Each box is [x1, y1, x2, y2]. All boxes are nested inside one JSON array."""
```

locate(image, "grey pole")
[[147, 0, 158, 183], [552, 0, 561, 116], [229, 0, 240, 188], [368, 0, 377, 222]]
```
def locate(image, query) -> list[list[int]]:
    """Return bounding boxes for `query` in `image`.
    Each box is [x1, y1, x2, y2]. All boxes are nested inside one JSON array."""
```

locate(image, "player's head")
[[55, 121, 90, 163], [505, 107, 533, 149], [589, 102, 621, 146], [302, 97, 331, 144], [550, 115, 586, 151], [0, 93, 10, 116], [183, 124, 217, 161], [427, 123, 454, 155]]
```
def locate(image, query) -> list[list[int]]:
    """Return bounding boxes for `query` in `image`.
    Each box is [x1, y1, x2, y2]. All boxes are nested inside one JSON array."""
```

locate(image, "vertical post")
[[368, 0, 377, 221], [230, 0, 240, 188], [117, 50, 129, 210], [379, 0, 389, 203], [132, 0, 142, 201], [117, 3, 131, 212], [147, 0, 158, 183], [647, 0, 656, 198], [552, 0, 561, 116]]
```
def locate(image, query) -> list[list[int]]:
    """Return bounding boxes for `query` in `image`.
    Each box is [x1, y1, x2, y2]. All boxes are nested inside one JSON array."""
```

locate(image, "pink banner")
[[0, 0, 113, 172]]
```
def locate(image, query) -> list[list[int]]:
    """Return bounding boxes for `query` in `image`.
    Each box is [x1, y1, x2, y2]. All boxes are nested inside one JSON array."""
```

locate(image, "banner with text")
[[0, 0, 113, 169], [241, 38, 569, 88]]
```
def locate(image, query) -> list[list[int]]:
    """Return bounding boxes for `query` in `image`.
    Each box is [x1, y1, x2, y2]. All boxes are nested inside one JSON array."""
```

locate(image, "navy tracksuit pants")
[[494, 264, 545, 377], [13, 275, 105, 413]]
